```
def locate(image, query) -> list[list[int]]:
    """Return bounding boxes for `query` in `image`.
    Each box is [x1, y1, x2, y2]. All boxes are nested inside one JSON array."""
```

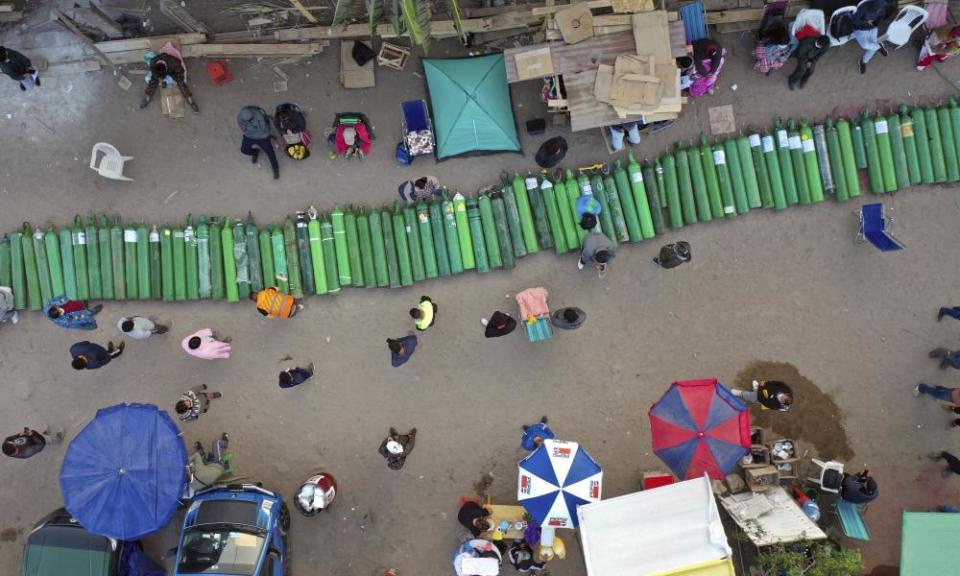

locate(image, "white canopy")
[[577, 475, 732, 576]]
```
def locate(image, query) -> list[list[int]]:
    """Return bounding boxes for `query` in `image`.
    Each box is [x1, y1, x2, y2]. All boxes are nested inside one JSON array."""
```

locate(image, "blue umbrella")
[[517, 439, 602, 529], [60, 403, 188, 540]]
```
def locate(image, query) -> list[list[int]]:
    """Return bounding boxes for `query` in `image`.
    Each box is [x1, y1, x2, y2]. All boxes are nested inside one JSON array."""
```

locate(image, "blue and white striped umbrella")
[[517, 439, 602, 529]]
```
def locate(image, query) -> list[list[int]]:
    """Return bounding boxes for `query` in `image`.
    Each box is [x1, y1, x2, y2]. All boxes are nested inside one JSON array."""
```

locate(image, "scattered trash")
[[272, 66, 288, 81], [731, 83, 738, 91], [117, 76, 132, 91]]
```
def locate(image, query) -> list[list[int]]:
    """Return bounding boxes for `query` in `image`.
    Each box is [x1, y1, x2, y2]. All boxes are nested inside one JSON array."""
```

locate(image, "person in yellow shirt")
[[409, 295, 437, 331], [251, 287, 302, 319]]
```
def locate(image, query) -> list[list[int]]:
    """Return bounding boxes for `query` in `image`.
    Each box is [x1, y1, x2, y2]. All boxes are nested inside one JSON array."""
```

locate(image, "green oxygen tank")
[[136, 223, 150, 299], [209, 218, 225, 299], [912, 106, 935, 184], [466, 197, 490, 272], [270, 226, 288, 294], [886, 112, 910, 191], [10, 231, 27, 310], [825, 119, 849, 202], [352, 208, 373, 288], [565, 169, 587, 244], [21, 225, 42, 309], [416, 202, 440, 277], [381, 207, 401, 287], [442, 195, 464, 275], [723, 137, 749, 214], [836, 118, 862, 198], [673, 147, 697, 225], [540, 178, 567, 253], [401, 204, 423, 283], [553, 178, 580, 249], [197, 217, 212, 298], [698, 136, 724, 219], [161, 227, 174, 302], [33, 227, 53, 304], [73, 216, 90, 300], [149, 226, 161, 299], [98, 215, 114, 300], [392, 205, 414, 286], [258, 228, 276, 290], [774, 119, 799, 205], [478, 193, 503, 267], [590, 172, 617, 239], [747, 134, 773, 208], [428, 200, 452, 277], [345, 207, 366, 286], [245, 213, 264, 293], [502, 178, 527, 257], [282, 217, 303, 298], [45, 227, 65, 298], [172, 226, 186, 301], [800, 123, 825, 202], [307, 208, 329, 295], [0, 235, 10, 291], [330, 207, 352, 287], [453, 192, 475, 270], [762, 132, 788, 210], [736, 135, 762, 208], [626, 152, 655, 238], [293, 213, 314, 293], [603, 171, 630, 241], [491, 193, 515, 269], [368, 209, 390, 287], [109, 217, 125, 300], [642, 162, 666, 234], [185, 217, 199, 300], [512, 173, 539, 254], [320, 217, 340, 293], [123, 225, 138, 300], [899, 106, 922, 186], [84, 216, 101, 299], [233, 219, 251, 300], [525, 175, 554, 250], [713, 144, 736, 218]]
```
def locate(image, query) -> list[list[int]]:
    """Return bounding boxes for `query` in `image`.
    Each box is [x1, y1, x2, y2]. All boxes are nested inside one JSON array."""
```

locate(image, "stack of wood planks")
[[92, 33, 328, 65]]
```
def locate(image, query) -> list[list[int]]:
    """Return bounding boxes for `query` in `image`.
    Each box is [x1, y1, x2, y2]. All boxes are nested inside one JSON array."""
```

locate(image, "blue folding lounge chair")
[[857, 203, 904, 252]]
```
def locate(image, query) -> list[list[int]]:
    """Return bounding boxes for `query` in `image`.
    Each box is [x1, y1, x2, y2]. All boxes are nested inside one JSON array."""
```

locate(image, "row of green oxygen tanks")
[[647, 97, 960, 232]]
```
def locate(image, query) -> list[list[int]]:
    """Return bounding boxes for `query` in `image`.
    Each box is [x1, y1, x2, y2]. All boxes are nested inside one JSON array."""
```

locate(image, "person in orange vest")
[[250, 287, 302, 319]]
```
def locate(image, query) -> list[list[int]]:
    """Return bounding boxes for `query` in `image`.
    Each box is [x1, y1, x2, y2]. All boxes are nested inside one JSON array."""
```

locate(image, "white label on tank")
[[75, 231, 87, 245], [582, 183, 593, 195], [123, 229, 137, 242], [724, 205, 735, 214], [801, 138, 815, 153], [297, 221, 306, 228], [540, 181, 552, 190], [777, 130, 789, 148], [789, 136, 802, 149], [406, 225, 412, 233], [713, 150, 726, 165], [630, 172, 643, 183], [184, 229, 194, 241], [525, 177, 538, 189], [173, 230, 184, 238], [875, 119, 889, 134], [762, 136, 775, 153], [149, 231, 160, 242], [418, 212, 429, 224], [749, 134, 761, 147]]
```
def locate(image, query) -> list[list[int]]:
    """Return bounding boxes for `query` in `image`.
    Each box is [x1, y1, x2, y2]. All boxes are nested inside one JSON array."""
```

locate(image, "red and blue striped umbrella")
[[649, 379, 751, 480]]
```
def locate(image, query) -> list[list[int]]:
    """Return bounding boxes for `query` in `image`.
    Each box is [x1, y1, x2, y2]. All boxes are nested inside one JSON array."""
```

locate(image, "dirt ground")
[[2, 11, 960, 576]]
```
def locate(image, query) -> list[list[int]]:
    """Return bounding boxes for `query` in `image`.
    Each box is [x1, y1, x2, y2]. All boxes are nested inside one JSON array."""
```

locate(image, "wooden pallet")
[[377, 42, 410, 70]]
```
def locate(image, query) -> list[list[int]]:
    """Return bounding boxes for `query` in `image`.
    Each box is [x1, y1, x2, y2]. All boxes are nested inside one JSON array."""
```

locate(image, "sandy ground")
[[2, 18, 960, 576]]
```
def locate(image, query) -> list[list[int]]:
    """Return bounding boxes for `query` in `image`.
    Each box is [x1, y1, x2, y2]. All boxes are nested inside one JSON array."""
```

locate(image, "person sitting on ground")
[[458, 500, 492, 537], [0, 45, 39, 91], [274, 102, 307, 142], [140, 51, 198, 113], [182, 328, 231, 359], [653, 241, 692, 269], [0, 285, 17, 326], [279, 364, 314, 389], [551, 307, 586, 330], [535, 137, 568, 168], [787, 34, 829, 90], [398, 175, 441, 202], [189, 433, 231, 489], [732, 379, 794, 411], [2, 428, 46, 459], [44, 295, 102, 330], [251, 286, 301, 319], [482, 310, 517, 338], [117, 316, 169, 339], [840, 470, 879, 504], [71, 341, 123, 370], [410, 295, 437, 332], [578, 232, 618, 278]]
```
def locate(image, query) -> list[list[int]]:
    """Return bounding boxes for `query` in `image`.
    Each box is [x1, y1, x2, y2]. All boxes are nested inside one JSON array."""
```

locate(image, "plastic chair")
[[879, 5, 929, 48], [857, 202, 904, 252], [792, 8, 827, 41], [89, 142, 133, 181], [826, 5, 857, 46], [808, 459, 844, 493]]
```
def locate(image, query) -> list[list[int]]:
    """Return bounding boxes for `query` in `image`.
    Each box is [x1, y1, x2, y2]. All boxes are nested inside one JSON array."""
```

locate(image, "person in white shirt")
[[117, 316, 169, 339]]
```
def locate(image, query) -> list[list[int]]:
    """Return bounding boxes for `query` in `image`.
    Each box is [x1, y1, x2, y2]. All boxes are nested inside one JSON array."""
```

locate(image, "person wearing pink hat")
[[181, 328, 231, 360]]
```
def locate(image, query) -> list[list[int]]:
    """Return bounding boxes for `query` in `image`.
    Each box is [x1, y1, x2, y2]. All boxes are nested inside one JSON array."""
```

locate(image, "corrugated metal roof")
[[679, 0, 710, 41]]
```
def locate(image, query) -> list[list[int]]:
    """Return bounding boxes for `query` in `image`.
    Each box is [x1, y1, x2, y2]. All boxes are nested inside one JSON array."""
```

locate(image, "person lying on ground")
[[117, 316, 168, 339], [70, 341, 123, 370], [45, 295, 102, 330]]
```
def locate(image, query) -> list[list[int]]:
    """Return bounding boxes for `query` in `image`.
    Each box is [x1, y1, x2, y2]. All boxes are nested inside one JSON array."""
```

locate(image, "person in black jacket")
[[2, 428, 45, 459], [0, 46, 39, 91], [141, 52, 198, 113], [458, 501, 492, 537], [732, 380, 794, 411], [788, 35, 829, 90]]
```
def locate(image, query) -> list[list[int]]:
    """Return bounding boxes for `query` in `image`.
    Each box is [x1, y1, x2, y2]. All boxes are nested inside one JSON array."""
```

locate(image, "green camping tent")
[[422, 54, 521, 160]]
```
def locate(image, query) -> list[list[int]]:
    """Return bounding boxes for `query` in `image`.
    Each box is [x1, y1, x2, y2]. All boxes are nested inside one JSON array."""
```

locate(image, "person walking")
[[851, 0, 889, 74], [578, 232, 618, 278], [140, 51, 198, 112], [653, 241, 692, 269], [410, 296, 437, 332], [44, 295, 102, 330], [70, 341, 123, 370], [182, 329, 231, 360], [378, 427, 417, 470], [913, 383, 960, 403], [238, 105, 279, 180], [2, 428, 46, 459], [279, 363, 314, 389], [929, 348, 960, 369], [387, 333, 418, 367], [251, 286, 301, 319], [731, 380, 794, 411], [0, 46, 39, 91], [929, 451, 960, 477], [482, 310, 517, 338], [0, 286, 17, 325], [117, 316, 169, 339], [521, 416, 554, 451], [938, 306, 960, 321], [551, 307, 586, 330], [176, 384, 222, 423]]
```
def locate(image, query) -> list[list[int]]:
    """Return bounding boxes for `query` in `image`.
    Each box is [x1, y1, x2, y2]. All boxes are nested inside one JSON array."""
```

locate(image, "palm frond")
[[400, 0, 431, 52], [366, 0, 383, 35], [332, 0, 366, 25], [445, 0, 466, 45]]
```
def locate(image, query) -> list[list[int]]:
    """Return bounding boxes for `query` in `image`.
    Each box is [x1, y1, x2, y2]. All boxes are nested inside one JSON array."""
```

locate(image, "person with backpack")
[[238, 105, 279, 180]]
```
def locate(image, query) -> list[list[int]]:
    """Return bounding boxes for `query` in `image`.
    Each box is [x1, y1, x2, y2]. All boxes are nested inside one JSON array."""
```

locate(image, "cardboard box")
[[769, 438, 799, 463], [740, 445, 771, 469], [608, 54, 661, 108], [556, 3, 594, 44], [340, 40, 375, 89], [745, 465, 779, 492], [750, 427, 766, 446], [514, 47, 554, 81]]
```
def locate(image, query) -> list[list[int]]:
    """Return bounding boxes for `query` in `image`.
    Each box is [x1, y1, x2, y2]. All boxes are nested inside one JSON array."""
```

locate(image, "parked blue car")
[[174, 483, 290, 576]]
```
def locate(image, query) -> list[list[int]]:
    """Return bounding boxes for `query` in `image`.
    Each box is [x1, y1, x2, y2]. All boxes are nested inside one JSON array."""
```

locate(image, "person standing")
[[521, 417, 554, 451], [176, 384, 222, 423], [238, 105, 279, 180], [938, 306, 960, 321], [482, 310, 517, 338], [576, 196, 602, 232], [731, 380, 794, 411], [140, 51, 198, 112], [653, 241, 692, 269], [2, 428, 46, 459], [851, 0, 889, 74], [578, 232, 618, 278], [410, 296, 437, 332], [70, 341, 123, 370], [387, 333, 418, 367], [929, 451, 960, 476], [251, 287, 301, 319], [0, 286, 17, 325], [279, 363, 314, 389], [929, 348, 960, 369], [0, 46, 39, 91], [182, 329, 231, 360], [551, 307, 586, 330], [117, 316, 169, 339], [378, 427, 417, 470], [44, 295, 102, 330], [458, 500, 492, 537]]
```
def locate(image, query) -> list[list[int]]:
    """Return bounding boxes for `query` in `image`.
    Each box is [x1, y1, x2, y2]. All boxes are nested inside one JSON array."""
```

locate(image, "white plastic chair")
[[807, 458, 845, 493], [826, 6, 857, 46], [791, 9, 827, 46], [880, 5, 929, 48], [89, 142, 133, 181]]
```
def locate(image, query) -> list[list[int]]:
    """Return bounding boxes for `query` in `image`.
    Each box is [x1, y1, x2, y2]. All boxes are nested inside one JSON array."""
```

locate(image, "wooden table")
[[484, 504, 527, 540]]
